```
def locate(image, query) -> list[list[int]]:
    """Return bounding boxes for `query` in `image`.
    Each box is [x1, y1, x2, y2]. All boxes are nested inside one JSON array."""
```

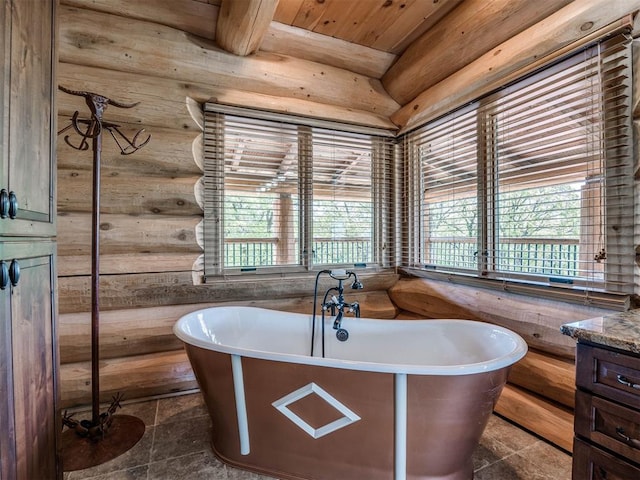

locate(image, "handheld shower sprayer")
[[329, 269, 363, 289]]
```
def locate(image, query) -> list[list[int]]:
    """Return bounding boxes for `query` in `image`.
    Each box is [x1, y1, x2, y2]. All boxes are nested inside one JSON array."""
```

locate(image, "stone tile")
[[118, 400, 159, 427], [66, 426, 155, 479], [225, 465, 279, 480], [473, 415, 539, 471], [473, 444, 503, 472], [484, 415, 540, 453], [155, 393, 208, 426], [224, 466, 253, 480], [519, 441, 572, 478], [150, 415, 212, 462], [69, 465, 149, 480], [474, 459, 526, 480], [475, 441, 571, 480], [147, 451, 227, 479]]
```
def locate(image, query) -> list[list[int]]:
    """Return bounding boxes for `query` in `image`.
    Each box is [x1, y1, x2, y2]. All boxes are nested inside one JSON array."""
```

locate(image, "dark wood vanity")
[[562, 314, 640, 479]]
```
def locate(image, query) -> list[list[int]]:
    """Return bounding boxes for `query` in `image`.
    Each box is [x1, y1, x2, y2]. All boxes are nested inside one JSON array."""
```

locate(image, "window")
[[403, 34, 633, 300], [203, 106, 396, 277]]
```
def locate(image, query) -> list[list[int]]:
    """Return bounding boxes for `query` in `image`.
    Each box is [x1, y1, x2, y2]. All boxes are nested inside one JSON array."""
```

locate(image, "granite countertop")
[[561, 309, 640, 355]]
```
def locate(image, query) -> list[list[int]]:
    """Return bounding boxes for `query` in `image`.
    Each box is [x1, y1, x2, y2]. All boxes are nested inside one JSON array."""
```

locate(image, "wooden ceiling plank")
[[273, 0, 305, 24], [382, 0, 573, 106], [308, 0, 362, 38], [343, 0, 422, 47], [331, 0, 385, 43], [377, 0, 465, 54], [216, 0, 279, 56], [291, 0, 329, 30]]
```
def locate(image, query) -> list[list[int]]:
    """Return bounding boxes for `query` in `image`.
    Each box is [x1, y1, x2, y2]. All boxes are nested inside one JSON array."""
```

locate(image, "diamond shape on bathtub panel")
[[272, 382, 361, 439]]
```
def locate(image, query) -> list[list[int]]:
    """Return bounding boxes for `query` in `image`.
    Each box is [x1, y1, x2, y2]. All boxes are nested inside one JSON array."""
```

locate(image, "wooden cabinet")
[[0, 0, 56, 237], [573, 437, 640, 480], [0, 241, 58, 480], [0, 0, 59, 479], [573, 343, 640, 479]]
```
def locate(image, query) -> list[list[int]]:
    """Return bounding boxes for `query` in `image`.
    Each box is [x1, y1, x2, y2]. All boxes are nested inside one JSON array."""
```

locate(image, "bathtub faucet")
[[323, 269, 363, 333], [311, 269, 364, 356]]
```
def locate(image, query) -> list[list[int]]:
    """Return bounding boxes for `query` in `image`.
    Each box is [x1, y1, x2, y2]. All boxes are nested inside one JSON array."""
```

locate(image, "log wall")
[[56, 0, 398, 408]]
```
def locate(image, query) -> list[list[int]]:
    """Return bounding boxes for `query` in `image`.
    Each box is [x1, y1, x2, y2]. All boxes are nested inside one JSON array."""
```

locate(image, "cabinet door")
[[573, 437, 640, 480], [0, 240, 58, 480], [0, 260, 17, 480], [0, 0, 56, 237]]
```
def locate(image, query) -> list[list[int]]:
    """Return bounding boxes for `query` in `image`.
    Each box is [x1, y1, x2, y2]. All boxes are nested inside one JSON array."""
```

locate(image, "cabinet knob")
[[0, 189, 8, 219], [8, 191, 17, 219], [0, 261, 8, 290], [9, 259, 20, 287]]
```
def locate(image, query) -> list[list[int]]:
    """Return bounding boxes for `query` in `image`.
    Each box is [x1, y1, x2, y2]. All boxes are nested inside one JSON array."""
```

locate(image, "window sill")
[[398, 267, 631, 311]]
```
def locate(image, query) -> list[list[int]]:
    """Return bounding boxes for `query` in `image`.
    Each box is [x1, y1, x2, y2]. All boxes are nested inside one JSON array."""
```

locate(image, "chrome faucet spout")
[[333, 310, 343, 330]]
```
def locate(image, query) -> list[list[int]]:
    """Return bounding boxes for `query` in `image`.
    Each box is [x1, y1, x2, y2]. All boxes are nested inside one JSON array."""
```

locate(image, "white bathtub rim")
[[174, 306, 528, 376]]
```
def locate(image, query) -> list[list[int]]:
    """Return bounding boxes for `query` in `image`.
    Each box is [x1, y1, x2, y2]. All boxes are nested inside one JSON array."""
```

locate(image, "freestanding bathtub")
[[174, 306, 527, 480]]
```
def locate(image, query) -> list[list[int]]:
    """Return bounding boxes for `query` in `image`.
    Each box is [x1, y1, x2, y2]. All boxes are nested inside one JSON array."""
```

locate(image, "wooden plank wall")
[[56, 0, 399, 408]]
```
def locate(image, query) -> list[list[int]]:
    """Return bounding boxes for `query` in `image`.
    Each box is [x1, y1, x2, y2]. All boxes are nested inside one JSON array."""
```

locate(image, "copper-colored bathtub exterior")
[[186, 345, 510, 480]]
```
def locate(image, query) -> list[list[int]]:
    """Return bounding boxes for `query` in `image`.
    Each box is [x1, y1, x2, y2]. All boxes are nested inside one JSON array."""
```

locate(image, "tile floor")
[[63, 392, 572, 480]]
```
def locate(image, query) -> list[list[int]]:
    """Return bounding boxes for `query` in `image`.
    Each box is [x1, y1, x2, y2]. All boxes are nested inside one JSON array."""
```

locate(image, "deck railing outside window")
[[224, 238, 277, 268], [312, 237, 370, 265], [427, 237, 582, 278], [224, 237, 371, 267]]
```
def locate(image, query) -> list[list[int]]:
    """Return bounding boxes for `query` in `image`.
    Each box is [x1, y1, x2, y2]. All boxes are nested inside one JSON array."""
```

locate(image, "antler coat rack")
[[58, 86, 150, 471]]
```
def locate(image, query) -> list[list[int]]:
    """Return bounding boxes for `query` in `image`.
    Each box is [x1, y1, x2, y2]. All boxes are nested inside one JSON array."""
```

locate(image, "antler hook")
[[62, 111, 102, 151], [107, 125, 151, 155], [58, 85, 150, 153]]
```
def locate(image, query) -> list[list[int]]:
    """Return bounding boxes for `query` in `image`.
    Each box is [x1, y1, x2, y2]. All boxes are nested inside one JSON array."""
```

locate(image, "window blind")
[[405, 105, 480, 272], [402, 33, 633, 300], [203, 114, 301, 274], [310, 128, 374, 266], [203, 105, 397, 278]]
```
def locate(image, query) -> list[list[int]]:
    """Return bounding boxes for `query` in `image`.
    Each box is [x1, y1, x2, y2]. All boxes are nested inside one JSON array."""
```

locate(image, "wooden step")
[[508, 349, 575, 409], [60, 349, 197, 409], [495, 383, 574, 452]]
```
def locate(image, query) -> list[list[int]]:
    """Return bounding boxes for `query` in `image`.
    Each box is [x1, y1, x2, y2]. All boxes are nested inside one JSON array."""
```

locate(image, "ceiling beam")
[[382, 0, 572, 106], [216, 0, 279, 56], [261, 22, 396, 79], [392, 0, 640, 132]]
